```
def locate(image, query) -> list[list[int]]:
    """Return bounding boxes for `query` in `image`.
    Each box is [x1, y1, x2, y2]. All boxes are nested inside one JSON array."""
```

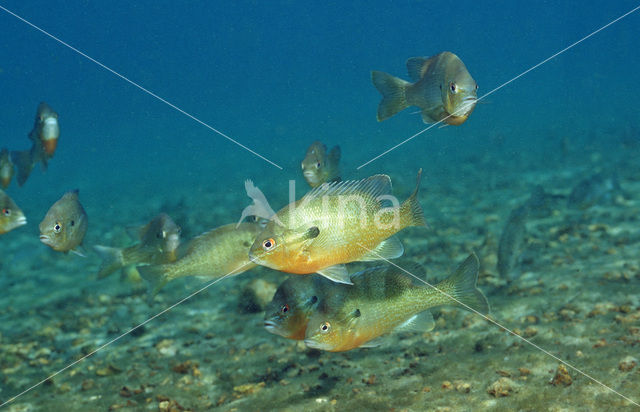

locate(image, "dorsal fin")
[[406, 57, 432, 82], [301, 174, 392, 202]]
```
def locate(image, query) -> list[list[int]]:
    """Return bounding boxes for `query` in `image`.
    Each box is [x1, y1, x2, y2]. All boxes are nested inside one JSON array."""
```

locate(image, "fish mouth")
[[248, 250, 266, 266], [264, 320, 279, 332], [15, 216, 27, 226], [304, 338, 330, 351], [39, 234, 52, 245]]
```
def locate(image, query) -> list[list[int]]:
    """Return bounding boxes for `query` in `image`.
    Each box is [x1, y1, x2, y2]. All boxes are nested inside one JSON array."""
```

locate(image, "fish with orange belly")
[[12, 102, 60, 186], [0, 148, 14, 188], [372, 51, 478, 125], [249, 171, 426, 284], [0, 189, 27, 234], [304, 254, 489, 352], [264, 274, 332, 340]]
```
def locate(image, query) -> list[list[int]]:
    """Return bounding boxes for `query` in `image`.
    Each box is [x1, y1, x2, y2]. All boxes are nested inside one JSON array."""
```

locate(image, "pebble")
[[486, 377, 516, 397], [549, 364, 572, 386]]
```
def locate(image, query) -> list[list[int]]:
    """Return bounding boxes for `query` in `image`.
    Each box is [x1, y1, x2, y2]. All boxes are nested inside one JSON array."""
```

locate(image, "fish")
[[301, 141, 341, 188], [138, 222, 264, 296], [11, 102, 60, 186], [522, 185, 565, 219], [29, 102, 60, 156], [372, 51, 478, 125], [0, 189, 27, 234], [304, 254, 490, 352], [249, 171, 426, 284], [93, 213, 181, 279], [264, 274, 333, 340], [0, 148, 14, 188], [567, 172, 622, 209], [497, 204, 528, 282], [39, 190, 88, 254]]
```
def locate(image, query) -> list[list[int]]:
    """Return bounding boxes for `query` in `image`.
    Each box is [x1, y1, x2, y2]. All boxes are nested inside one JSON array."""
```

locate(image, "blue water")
[[1, 1, 639, 410]]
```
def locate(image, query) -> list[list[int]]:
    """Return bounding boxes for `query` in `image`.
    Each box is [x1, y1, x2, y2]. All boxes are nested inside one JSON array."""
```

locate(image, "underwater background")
[[1, 1, 639, 410]]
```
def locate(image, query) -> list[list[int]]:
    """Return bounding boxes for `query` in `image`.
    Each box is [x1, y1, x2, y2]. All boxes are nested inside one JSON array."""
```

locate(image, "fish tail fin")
[[10, 150, 34, 186], [93, 245, 125, 278], [138, 264, 171, 298], [436, 253, 490, 315], [371, 71, 410, 121], [400, 168, 427, 227]]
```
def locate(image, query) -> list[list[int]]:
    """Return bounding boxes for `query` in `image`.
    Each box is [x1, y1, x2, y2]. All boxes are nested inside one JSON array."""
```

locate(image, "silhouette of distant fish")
[[497, 205, 528, 282], [568, 172, 622, 209], [0, 148, 14, 188], [12, 102, 60, 186], [372, 51, 478, 125]]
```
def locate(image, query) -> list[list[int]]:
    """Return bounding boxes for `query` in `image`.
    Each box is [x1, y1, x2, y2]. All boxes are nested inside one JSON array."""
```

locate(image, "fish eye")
[[310, 295, 318, 304], [449, 82, 457, 93], [53, 222, 62, 233], [320, 321, 331, 333], [475, 83, 479, 91], [281, 304, 289, 313], [70, 220, 75, 227], [262, 238, 276, 251], [2, 208, 10, 216], [315, 162, 321, 169]]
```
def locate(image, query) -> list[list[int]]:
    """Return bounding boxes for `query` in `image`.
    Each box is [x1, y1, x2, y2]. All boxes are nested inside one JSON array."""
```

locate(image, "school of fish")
[[2, 52, 496, 354]]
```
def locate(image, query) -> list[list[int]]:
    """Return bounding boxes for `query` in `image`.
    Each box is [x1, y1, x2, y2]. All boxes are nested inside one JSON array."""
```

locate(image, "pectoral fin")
[[316, 264, 352, 285]]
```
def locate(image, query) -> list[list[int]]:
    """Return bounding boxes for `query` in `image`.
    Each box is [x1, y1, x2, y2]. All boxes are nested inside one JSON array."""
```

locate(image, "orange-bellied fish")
[[138, 222, 264, 296], [249, 171, 426, 284], [0, 189, 27, 234], [264, 274, 333, 340], [94, 213, 181, 279], [301, 141, 341, 188], [39, 190, 88, 255], [372, 51, 478, 125], [304, 254, 489, 352], [0, 148, 14, 188], [30, 102, 60, 156], [12, 102, 60, 186]]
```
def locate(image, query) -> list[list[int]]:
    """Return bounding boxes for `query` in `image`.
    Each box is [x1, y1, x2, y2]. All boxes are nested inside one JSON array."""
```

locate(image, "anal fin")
[[316, 264, 352, 285], [358, 236, 404, 261], [395, 311, 435, 333]]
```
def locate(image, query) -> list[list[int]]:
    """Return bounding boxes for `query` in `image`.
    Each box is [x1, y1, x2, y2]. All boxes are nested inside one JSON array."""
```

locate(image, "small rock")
[[454, 380, 470, 393], [81, 379, 95, 391], [549, 364, 572, 386], [619, 356, 637, 372], [487, 377, 516, 397]]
